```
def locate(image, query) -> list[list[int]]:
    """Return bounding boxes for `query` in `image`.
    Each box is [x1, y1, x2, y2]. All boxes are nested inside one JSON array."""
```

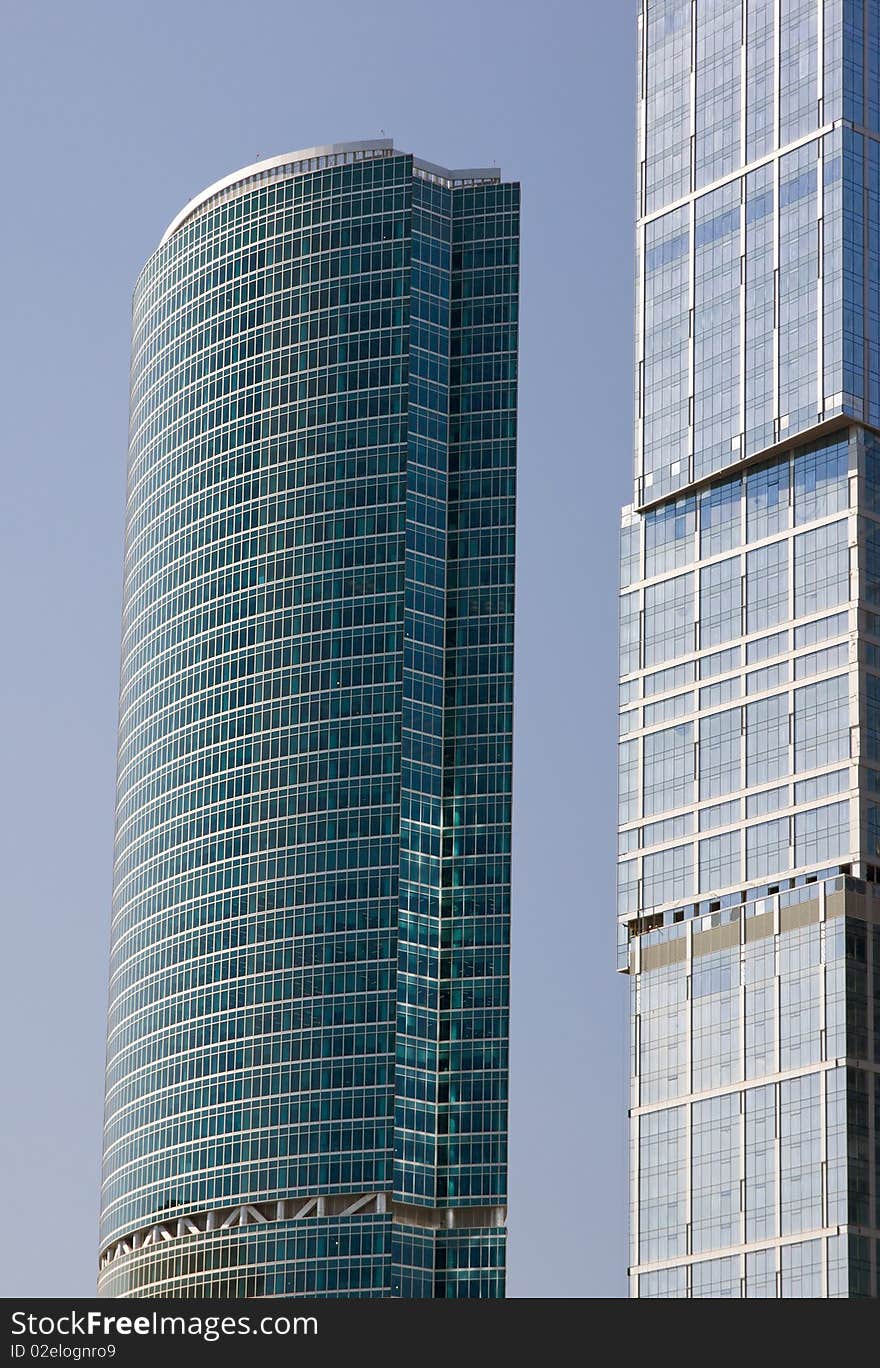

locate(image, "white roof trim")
[[158, 141, 503, 249]]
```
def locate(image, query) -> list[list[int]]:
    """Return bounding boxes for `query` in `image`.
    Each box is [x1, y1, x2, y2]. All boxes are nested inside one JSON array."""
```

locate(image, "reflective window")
[[747, 461, 789, 542], [781, 1240, 822, 1298], [700, 557, 742, 647], [691, 1256, 741, 1298], [747, 541, 789, 632], [700, 478, 741, 556], [794, 520, 849, 617], [638, 1106, 687, 1262], [700, 707, 742, 799], [746, 816, 790, 879], [643, 843, 694, 908], [746, 694, 789, 785], [692, 1093, 741, 1253], [619, 740, 639, 825], [644, 572, 694, 666], [646, 498, 695, 576], [794, 800, 850, 867], [692, 949, 740, 1091], [745, 1085, 776, 1242], [794, 676, 849, 772], [778, 143, 819, 432], [698, 830, 741, 891], [644, 723, 694, 816], [694, 182, 741, 479], [780, 1074, 822, 1235], [793, 438, 849, 525], [638, 963, 688, 1105]]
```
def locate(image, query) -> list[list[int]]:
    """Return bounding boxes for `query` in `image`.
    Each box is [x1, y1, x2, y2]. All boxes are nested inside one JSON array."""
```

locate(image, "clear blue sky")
[[0, 0, 634, 1297]]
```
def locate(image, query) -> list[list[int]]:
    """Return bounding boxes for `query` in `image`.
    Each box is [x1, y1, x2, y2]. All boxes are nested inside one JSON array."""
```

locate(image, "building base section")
[[97, 1200, 506, 1298], [629, 878, 880, 1297]]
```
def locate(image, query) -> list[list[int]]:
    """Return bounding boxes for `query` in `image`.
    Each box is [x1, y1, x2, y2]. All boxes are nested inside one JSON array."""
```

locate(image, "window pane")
[[746, 693, 789, 784], [700, 556, 742, 647], [794, 519, 849, 617], [644, 573, 694, 666], [747, 461, 789, 541], [746, 816, 789, 879], [793, 675, 849, 772], [792, 437, 848, 525], [644, 724, 694, 816], [700, 708, 742, 798], [747, 540, 789, 631]]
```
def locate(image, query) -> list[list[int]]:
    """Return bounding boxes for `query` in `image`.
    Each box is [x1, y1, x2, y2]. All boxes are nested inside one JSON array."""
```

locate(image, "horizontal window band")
[[99, 1194, 507, 1268]]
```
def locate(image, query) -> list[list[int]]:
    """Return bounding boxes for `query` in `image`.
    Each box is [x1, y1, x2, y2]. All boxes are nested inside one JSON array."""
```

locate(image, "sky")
[[0, 0, 634, 1298]]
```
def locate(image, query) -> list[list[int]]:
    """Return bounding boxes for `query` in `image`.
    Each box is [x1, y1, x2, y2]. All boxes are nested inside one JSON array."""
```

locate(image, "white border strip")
[[159, 140, 502, 249]]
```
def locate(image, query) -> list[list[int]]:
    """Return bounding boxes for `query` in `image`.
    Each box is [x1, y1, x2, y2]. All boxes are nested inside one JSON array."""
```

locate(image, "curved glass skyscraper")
[[99, 141, 519, 1298]]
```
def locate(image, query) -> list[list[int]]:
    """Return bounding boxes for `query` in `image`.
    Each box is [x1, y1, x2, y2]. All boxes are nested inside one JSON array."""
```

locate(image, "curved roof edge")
[[158, 140, 503, 249]]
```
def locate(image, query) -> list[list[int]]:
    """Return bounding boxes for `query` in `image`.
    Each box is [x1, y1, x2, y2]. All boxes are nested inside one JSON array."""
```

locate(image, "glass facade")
[[99, 142, 518, 1298], [623, 4, 880, 1297]]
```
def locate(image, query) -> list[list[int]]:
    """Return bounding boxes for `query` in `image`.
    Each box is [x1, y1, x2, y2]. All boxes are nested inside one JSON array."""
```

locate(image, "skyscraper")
[[99, 141, 518, 1298], [621, 2, 880, 1297]]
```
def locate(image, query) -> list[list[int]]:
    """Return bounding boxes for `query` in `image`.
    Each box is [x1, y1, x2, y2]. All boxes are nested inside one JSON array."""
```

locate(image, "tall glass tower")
[[99, 141, 518, 1298], [621, 3, 880, 1297]]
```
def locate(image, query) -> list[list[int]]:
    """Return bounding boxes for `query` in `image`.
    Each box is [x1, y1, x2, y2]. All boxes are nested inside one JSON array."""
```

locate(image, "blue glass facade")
[[622, 4, 880, 1297], [637, 1, 880, 506], [99, 143, 517, 1298]]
